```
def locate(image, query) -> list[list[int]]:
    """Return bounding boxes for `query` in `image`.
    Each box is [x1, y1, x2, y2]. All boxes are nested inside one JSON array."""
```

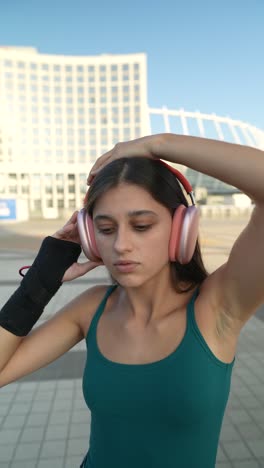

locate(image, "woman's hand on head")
[[87, 136, 157, 185], [52, 210, 81, 244], [51, 210, 104, 282]]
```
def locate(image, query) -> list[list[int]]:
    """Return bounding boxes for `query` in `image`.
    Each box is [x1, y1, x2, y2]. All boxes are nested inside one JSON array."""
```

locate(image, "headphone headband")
[[157, 159, 196, 205]]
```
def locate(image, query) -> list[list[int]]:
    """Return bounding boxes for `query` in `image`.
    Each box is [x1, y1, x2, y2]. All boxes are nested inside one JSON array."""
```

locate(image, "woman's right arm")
[[0, 284, 109, 388], [0, 210, 104, 387]]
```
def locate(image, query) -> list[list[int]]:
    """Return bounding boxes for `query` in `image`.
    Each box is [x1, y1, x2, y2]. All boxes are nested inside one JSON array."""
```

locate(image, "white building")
[[1, 46, 264, 220], [0, 47, 148, 218]]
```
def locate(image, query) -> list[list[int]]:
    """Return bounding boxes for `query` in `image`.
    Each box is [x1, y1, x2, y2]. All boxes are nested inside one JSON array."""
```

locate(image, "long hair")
[[84, 156, 209, 293]]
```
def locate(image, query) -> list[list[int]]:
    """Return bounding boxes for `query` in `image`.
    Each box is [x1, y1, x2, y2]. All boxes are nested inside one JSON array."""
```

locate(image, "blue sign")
[[0, 199, 17, 220]]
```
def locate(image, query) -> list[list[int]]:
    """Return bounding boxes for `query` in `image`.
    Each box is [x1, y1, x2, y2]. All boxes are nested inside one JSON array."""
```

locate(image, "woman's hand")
[[52, 210, 81, 244], [87, 136, 158, 185], [52, 211, 104, 282]]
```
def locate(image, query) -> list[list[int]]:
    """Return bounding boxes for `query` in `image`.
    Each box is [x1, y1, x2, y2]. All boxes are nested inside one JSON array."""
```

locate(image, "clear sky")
[[0, 0, 263, 130]]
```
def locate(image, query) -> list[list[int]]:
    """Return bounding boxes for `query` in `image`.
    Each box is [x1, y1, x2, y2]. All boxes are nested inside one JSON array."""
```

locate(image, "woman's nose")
[[113, 228, 133, 252]]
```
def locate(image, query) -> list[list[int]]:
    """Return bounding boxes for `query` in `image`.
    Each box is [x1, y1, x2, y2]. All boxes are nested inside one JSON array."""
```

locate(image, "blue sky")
[[0, 0, 263, 130]]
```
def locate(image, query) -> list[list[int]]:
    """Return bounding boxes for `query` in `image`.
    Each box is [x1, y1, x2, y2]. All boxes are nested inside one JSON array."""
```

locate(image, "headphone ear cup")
[[169, 205, 186, 262], [77, 209, 102, 261], [169, 205, 200, 264]]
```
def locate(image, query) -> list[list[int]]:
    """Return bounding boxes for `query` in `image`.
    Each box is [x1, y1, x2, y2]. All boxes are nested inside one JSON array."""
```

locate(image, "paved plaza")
[[0, 214, 264, 467]]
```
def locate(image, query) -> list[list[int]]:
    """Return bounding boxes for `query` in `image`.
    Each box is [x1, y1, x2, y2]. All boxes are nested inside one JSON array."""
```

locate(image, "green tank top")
[[82, 284, 235, 468]]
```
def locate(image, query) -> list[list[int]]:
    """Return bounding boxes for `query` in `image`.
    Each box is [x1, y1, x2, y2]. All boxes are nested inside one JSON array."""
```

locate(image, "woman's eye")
[[97, 228, 113, 234], [97, 225, 151, 234], [134, 225, 151, 231]]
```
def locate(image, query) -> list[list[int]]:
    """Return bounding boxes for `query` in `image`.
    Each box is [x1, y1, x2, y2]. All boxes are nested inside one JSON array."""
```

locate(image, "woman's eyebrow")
[[93, 210, 158, 222]]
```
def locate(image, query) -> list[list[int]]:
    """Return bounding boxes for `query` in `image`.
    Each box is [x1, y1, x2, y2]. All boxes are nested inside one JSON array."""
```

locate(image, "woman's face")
[[92, 183, 173, 287]]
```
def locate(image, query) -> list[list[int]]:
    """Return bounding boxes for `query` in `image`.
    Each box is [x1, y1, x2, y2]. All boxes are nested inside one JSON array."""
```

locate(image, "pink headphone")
[[77, 159, 200, 265]]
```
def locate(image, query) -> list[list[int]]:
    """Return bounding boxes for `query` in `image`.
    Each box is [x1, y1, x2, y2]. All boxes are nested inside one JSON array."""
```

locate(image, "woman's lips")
[[114, 263, 139, 273]]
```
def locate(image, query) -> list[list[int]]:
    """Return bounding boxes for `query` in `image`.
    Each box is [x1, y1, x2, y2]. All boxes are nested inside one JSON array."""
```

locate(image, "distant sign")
[[0, 199, 16, 220]]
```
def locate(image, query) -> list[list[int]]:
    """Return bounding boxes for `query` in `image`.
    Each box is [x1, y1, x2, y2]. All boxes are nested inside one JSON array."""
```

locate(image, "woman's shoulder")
[[75, 284, 117, 338]]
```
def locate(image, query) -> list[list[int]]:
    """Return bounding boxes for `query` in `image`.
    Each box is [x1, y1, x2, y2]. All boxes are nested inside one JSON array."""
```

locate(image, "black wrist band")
[[0, 236, 82, 336]]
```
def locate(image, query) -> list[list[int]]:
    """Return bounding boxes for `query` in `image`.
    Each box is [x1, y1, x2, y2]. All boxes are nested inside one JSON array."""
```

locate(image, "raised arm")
[[87, 134, 264, 327], [0, 211, 103, 385], [0, 285, 109, 388]]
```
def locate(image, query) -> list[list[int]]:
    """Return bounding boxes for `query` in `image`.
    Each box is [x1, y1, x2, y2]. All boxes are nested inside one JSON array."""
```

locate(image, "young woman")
[[0, 133, 264, 468]]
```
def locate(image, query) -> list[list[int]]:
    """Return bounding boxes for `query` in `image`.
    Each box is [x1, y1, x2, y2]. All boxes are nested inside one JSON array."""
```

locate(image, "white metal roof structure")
[[148, 106, 264, 194]]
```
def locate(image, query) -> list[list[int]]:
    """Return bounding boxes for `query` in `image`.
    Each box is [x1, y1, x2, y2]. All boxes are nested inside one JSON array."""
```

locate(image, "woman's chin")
[[110, 273, 144, 288]]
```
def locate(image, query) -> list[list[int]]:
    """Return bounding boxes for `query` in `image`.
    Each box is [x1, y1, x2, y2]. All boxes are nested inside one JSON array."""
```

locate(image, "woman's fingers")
[[87, 150, 113, 184], [62, 259, 104, 282], [52, 211, 80, 242], [86, 138, 153, 185]]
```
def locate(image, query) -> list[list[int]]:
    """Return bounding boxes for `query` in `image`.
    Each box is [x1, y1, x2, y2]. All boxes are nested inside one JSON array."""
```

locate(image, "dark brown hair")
[[84, 156, 209, 293]]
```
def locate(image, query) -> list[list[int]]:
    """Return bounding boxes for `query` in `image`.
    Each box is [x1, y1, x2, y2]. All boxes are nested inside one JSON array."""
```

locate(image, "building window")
[[124, 128, 130, 139], [34, 200, 41, 209]]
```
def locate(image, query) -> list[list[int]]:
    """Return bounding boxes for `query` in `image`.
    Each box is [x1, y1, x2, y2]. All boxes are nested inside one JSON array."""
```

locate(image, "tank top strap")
[[86, 284, 118, 343]]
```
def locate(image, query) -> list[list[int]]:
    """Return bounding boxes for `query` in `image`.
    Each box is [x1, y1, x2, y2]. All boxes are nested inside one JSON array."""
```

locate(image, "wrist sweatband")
[[0, 236, 82, 336]]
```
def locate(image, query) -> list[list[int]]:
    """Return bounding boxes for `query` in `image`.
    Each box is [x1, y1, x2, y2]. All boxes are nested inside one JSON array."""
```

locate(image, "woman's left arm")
[[152, 134, 264, 326], [89, 133, 264, 326]]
